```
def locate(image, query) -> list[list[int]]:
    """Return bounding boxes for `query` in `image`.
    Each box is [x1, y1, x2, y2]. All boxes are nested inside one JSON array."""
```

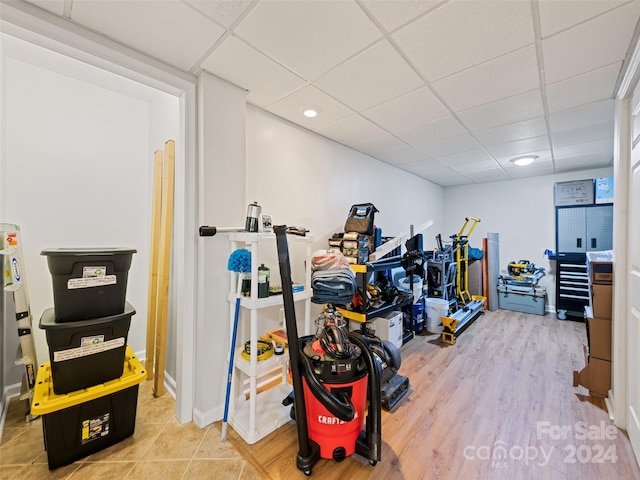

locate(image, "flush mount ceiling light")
[[510, 155, 538, 167], [302, 107, 319, 118]]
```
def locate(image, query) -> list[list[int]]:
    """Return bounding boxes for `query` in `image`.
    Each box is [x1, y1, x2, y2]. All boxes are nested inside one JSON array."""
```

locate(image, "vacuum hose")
[[300, 341, 356, 422], [348, 333, 382, 463]]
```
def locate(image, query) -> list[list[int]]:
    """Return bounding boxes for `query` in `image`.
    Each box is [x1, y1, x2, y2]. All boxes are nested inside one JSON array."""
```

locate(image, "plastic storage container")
[[31, 346, 145, 470], [40, 247, 136, 322], [425, 297, 449, 334], [39, 303, 135, 394]]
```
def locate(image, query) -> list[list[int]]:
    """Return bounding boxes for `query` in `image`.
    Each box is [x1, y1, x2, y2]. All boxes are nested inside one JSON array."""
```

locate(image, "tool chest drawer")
[[556, 257, 590, 319]]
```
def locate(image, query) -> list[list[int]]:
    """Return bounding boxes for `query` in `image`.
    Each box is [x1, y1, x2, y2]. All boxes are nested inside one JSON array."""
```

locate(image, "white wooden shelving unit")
[[226, 231, 312, 444]]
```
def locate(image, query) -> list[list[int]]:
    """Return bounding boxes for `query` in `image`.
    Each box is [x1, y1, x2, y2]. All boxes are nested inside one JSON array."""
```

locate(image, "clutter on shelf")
[[310, 249, 356, 305]]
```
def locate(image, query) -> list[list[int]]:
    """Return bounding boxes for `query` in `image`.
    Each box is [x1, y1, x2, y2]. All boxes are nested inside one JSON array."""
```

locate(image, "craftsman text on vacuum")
[[317, 411, 359, 425]]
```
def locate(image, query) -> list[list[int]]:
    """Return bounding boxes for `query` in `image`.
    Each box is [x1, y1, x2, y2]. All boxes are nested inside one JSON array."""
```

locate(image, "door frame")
[[611, 28, 640, 458], [0, 2, 198, 423]]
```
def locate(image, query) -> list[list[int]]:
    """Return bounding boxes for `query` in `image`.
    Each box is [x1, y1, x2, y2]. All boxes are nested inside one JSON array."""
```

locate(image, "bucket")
[[398, 275, 423, 303], [425, 298, 449, 334]]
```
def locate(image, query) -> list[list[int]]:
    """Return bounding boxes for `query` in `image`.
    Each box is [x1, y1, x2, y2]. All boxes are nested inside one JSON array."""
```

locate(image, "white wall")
[[246, 106, 445, 249], [245, 106, 446, 328], [1, 34, 179, 381], [192, 102, 444, 426], [443, 167, 614, 310], [193, 72, 247, 425]]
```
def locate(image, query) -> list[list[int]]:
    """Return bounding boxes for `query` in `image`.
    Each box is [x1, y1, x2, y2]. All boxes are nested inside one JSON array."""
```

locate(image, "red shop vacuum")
[[275, 225, 381, 476]]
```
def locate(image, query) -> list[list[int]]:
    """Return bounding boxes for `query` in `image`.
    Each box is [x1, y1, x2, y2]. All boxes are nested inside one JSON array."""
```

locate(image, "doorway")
[[0, 23, 196, 424]]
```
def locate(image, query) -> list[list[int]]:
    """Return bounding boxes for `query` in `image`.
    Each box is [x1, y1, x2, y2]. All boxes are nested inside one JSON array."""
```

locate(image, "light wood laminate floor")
[[229, 309, 640, 479], [2, 309, 639, 479]]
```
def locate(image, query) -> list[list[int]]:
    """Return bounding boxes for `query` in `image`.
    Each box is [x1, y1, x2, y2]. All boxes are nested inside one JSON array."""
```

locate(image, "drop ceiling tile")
[[396, 115, 467, 147], [457, 90, 544, 132], [315, 115, 388, 146], [546, 62, 621, 113], [450, 160, 501, 173], [436, 149, 494, 167], [375, 147, 435, 166], [555, 151, 613, 172], [401, 162, 448, 175], [504, 162, 555, 178], [420, 170, 475, 186], [359, 0, 443, 32], [392, 0, 534, 81], [485, 136, 551, 158], [422, 134, 483, 158], [549, 99, 615, 133], [538, 0, 630, 38], [314, 40, 423, 112], [467, 170, 511, 183], [234, 0, 381, 80], [474, 117, 547, 146], [201, 36, 306, 107], [350, 134, 411, 157], [553, 138, 614, 159], [431, 46, 540, 112], [264, 85, 354, 129], [542, 1, 640, 84], [393, 157, 443, 171], [552, 122, 614, 147], [25, 0, 64, 15], [185, 0, 254, 27], [71, 0, 226, 72], [361, 86, 449, 133]]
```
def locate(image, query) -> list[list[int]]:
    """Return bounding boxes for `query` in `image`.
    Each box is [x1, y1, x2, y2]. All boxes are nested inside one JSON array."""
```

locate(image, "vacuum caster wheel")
[[369, 460, 377, 466], [304, 470, 312, 476]]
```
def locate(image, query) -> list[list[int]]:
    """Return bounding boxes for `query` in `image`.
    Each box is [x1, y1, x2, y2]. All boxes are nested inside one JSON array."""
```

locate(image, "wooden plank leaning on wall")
[[146, 140, 174, 397]]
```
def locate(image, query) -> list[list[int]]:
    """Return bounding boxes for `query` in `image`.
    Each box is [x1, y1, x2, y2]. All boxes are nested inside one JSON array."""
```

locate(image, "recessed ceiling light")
[[510, 155, 538, 167], [302, 107, 319, 118]]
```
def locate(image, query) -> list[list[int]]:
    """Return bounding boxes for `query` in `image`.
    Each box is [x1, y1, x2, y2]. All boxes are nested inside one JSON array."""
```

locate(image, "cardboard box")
[[587, 316, 612, 361], [589, 262, 613, 284], [573, 347, 611, 397], [370, 312, 404, 350], [591, 284, 612, 320], [350, 311, 403, 350], [587, 251, 613, 285]]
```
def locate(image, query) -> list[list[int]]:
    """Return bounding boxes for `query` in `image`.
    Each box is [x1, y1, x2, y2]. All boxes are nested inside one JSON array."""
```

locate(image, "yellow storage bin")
[[31, 346, 145, 469]]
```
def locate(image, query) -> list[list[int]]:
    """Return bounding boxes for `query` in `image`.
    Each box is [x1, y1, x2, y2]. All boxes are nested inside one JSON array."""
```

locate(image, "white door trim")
[[614, 29, 640, 463], [611, 98, 630, 429]]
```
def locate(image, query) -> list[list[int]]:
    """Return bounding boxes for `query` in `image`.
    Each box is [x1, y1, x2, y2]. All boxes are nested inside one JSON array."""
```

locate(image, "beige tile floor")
[[0, 381, 262, 479]]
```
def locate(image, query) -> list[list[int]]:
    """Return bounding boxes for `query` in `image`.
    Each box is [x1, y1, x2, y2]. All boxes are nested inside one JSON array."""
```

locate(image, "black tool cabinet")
[[554, 204, 613, 319]]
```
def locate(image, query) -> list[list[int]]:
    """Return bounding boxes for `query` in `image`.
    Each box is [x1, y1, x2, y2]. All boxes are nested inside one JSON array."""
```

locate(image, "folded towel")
[[311, 268, 356, 305]]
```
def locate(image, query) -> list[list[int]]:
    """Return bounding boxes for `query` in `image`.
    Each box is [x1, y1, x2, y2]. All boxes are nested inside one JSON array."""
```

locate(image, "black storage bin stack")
[[39, 247, 137, 394], [33, 248, 140, 469]]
